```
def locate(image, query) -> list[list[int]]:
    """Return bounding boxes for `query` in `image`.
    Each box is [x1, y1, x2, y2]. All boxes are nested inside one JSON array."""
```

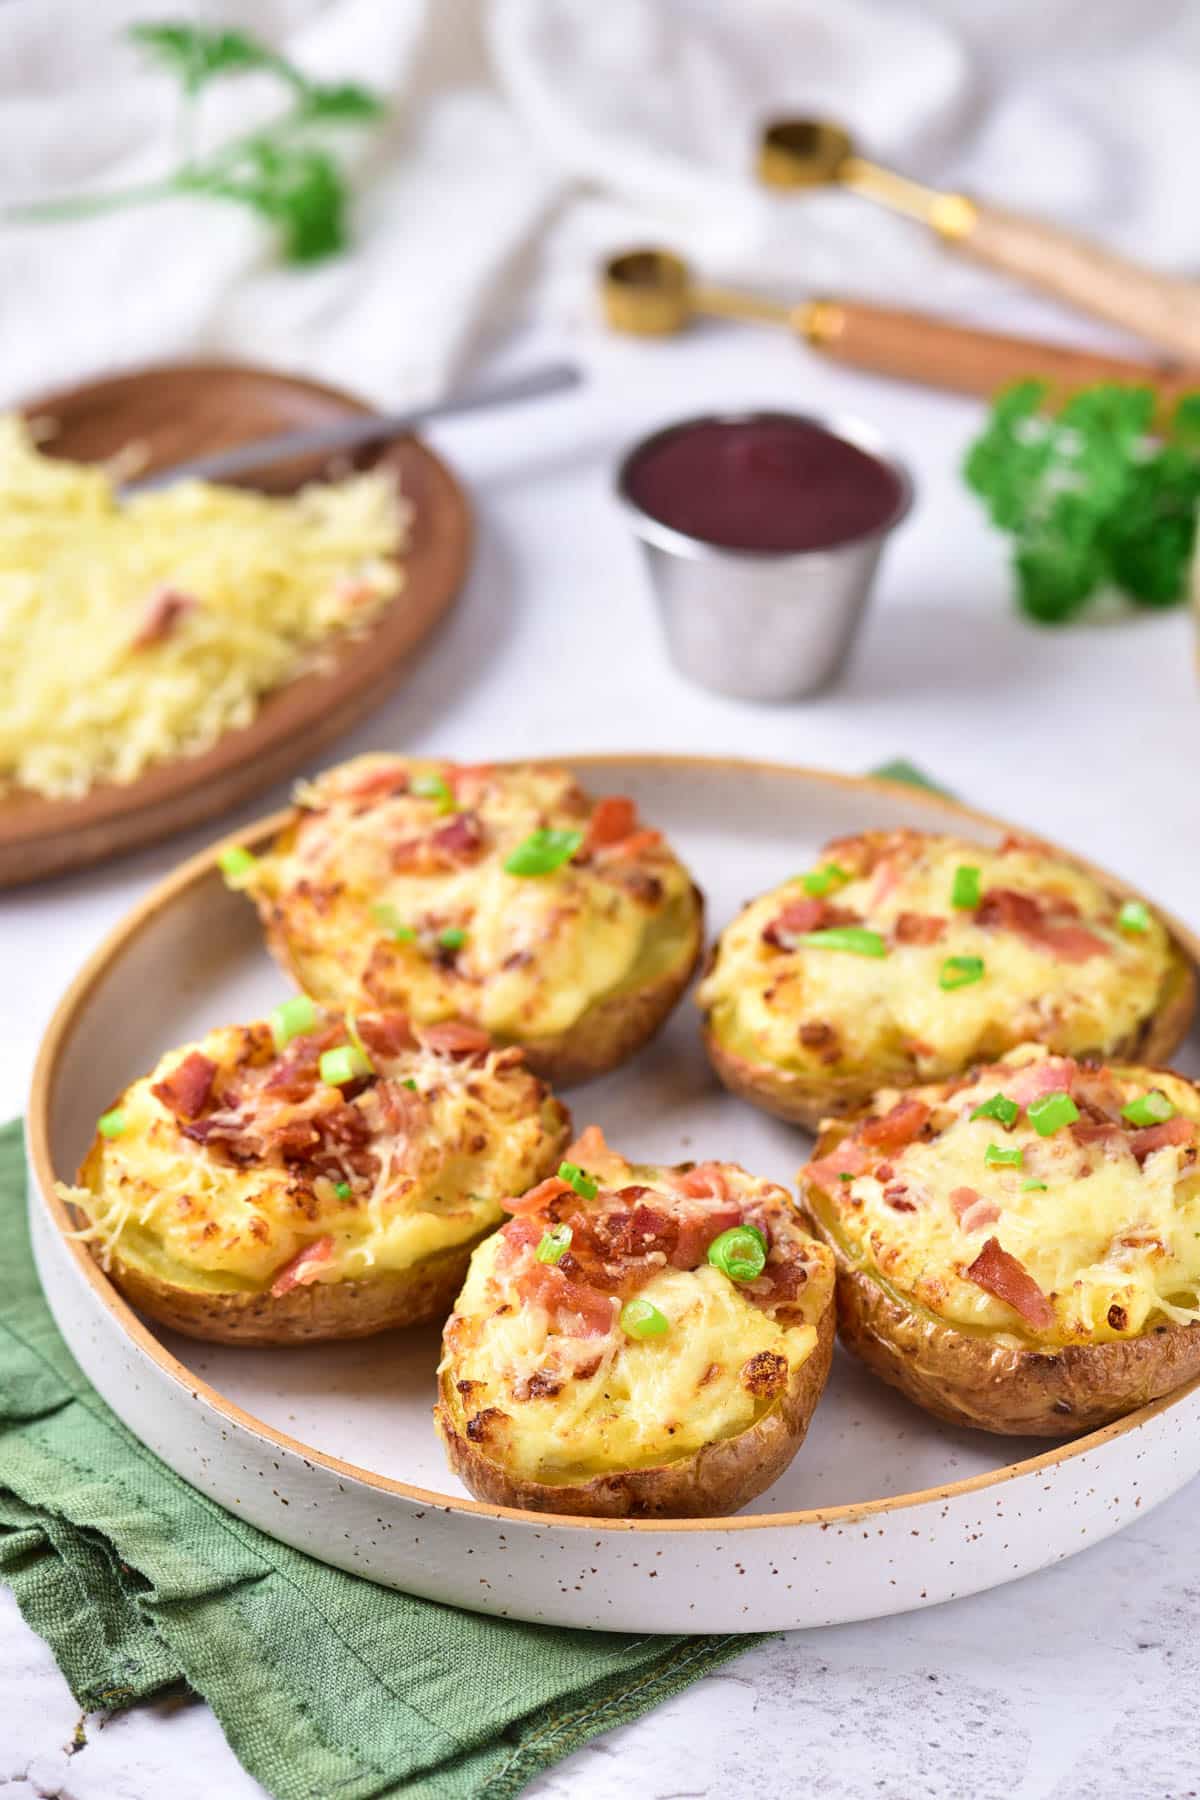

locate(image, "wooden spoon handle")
[[949, 201, 1200, 364], [801, 297, 1194, 417]]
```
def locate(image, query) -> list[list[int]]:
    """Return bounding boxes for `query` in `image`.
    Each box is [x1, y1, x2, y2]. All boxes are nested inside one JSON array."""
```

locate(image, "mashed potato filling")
[[813, 1047, 1200, 1347], [700, 832, 1171, 1082], [59, 1020, 566, 1293], [247, 758, 698, 1040], [0, 414, 408, 799], [440, 1146, 833, 1483]]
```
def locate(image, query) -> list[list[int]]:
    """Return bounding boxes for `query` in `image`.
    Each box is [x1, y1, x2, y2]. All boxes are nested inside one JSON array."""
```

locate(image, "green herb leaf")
[[964, 379, 1200, 624], [128, 23, 279, 94], [504, 829, 584, 878]]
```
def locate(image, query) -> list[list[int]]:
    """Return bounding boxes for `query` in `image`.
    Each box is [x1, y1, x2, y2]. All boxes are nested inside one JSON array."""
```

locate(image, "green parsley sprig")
[[7, 22, 385, 263], [964, 380, 1200, 624]]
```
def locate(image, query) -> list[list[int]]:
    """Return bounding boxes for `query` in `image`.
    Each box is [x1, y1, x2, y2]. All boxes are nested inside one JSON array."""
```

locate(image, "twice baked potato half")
[[798, 1044, 1200, 1436], [59, 1005, 570, 1346], [698, 827, 1193, 1129], [232, 756, 704, 1087], [435, 1126, 835, 1517]]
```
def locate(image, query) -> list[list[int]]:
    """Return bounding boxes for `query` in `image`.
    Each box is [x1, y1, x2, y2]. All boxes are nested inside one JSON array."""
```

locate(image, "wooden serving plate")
[[0, 362, 471, 887]]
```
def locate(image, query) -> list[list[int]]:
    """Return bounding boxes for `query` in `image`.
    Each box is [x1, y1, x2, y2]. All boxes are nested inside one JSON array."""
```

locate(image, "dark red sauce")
[[623, 414, 905, 553]]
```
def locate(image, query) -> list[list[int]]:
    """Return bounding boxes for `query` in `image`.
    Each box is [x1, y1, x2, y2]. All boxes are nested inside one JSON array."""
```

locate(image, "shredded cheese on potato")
[[826, 1048, 1200, 1346], [0, 414, 410, 798]]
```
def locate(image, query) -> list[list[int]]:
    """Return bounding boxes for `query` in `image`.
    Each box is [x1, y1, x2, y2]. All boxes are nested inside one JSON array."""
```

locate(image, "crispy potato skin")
[[75, 1103, 571, 1348], [704, 937, 1196, 1133], [798, 1115, 1200, 1437], [435, 1301, 834, 1518]]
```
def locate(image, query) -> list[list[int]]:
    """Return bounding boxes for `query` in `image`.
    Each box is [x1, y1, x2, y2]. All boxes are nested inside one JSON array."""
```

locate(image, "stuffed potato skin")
[[699, 829, 1194, 1130], [798, 1046, 1200, 1435], [435, 1129, 835, 1517], [62, 1010, 570, 1347], [241, 757, 704, 1086]]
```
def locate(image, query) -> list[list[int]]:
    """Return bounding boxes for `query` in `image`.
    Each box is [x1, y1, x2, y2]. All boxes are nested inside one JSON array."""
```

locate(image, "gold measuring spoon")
[[602, 248, 1193, 417], [757, 119, 1200, 365]]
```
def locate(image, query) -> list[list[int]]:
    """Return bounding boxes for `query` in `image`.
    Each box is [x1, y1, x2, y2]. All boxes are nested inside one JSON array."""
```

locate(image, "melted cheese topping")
[[247, 758, 698, 1041], [0, 414, 408, 799], [441, 1158, 833, 1482], [61, 1022, 566, 1293], [816, 1046, 1200, 1346], [699, 831, 1170, 1082]]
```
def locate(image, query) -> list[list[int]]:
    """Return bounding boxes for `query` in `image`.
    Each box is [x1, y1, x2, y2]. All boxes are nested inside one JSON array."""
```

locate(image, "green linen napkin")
[[0, 1122, 757, 1800]]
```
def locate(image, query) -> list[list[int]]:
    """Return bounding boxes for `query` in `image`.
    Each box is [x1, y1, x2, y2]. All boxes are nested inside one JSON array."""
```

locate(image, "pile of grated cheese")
[[0, 413, 411, 799]]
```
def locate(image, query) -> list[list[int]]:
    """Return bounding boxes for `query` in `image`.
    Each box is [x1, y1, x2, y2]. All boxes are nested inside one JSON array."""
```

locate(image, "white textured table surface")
[[3, 313, 1198, 1798]]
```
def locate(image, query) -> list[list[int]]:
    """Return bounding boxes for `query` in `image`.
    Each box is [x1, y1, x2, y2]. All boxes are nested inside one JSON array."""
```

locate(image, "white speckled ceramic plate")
[[27, 757, 1200, 1634]]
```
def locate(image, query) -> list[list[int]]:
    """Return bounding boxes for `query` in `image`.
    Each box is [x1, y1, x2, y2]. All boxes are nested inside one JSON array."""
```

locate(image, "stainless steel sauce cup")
[[615, 410, 914, 701]]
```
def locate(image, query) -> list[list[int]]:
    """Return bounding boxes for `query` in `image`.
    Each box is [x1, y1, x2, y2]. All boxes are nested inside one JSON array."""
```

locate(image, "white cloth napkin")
[[2, 0, 1197, 409]]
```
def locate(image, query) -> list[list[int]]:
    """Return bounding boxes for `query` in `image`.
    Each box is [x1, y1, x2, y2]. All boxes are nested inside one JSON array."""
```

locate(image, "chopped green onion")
[[97, 1108, 126, 1139], [985, 1143, 1024, 1169], [402, 1078, 417, 1091], [1117, 899, 1150, 935], [319, 1045, 372, 1087], [504, 828, 584, 877], [217, 845, 257, 882], [1027, 1091, 1080, 1136], [1022, 1179, 1048, 1192], [536, 1225, 573, 1265], [800, 862, 850, 898], [797, 927, 888, 958], [940, 955, 985, 990], [344, 1013, 376, 1073], [371, 903, 415, 943], [838, 1171, 855, 1183], [558, 1160, 598, 1200], [410, 771, 456, 814], [970, 1092, 1019, 1128], [707, 1225, 768, 1283], [334, 1181, 352, 1200], [951, 864, 982, 910], [270, 994, 318, 1050], [438, 926, 468, 951], [1121, 1089, 1176, 1127], [620, 1297, 669, 1340]]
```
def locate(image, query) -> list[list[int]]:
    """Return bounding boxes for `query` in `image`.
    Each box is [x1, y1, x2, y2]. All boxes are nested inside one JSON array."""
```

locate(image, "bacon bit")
[[501, 1176, 573, 1216], [1108, 1303, 1128, 1332], [585, 795, 638, 851], [977, 888, 1107, 962], [951, 1188, 1001, 1234], [131, 586, 197, 650], [673, 1201, 743, 1269], [151, 1051, 216, 1122], [949, 1186, 979, 1220], [420, 1021, 493, 1056], [893, 912, 946, 946], [966, 1237, 1055, 1331], [390, 811, 485, 873], [355, 1012, 417, 1059], [595, 828, 663, 862], [673, 1163, 731, 1201], [868, 857, 903, 909], [806, 1138, 868, 1191], [343, 764, 410, 800], [1129, 1116, 1194, 1163], [447, 763, 495, 800], [884, 1190, 916, 1212], [1003, 1056, 1080, 1106], [516, 1369, 564, 1401], [566, 1124, 611, 1166], [270, 1235, 335, 1298], [764, 897, 826, 943], [1070, 1119, 1125, 1151], [432, 812, 485, 860], [519, 1261, 617, 1336], [859, 1098, 931, 1154]]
